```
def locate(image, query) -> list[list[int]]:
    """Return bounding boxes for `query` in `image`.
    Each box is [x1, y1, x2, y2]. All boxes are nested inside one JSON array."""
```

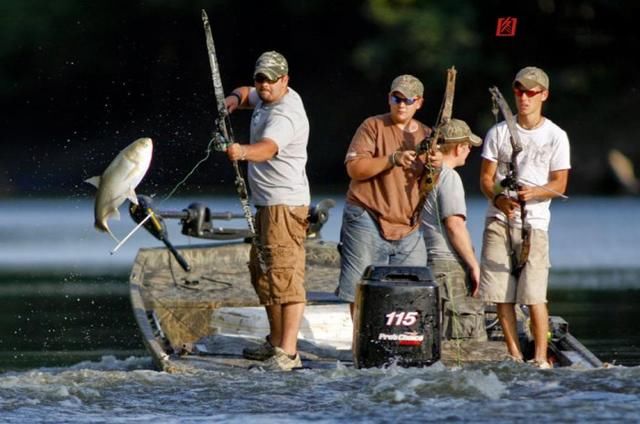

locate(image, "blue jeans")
[[336, 203, 427, 302]]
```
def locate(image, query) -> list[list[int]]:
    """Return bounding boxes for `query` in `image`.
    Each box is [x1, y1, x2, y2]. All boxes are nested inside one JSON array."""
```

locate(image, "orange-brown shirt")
[[345, 113, 431, 240]]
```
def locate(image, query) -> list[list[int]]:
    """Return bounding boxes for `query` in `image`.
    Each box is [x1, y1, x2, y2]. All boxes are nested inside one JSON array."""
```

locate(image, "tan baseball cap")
[[513, 66, 549, 90], [254, 51, 288, 80], [390, 74, 424, 98], [440, 119, 482, 146]]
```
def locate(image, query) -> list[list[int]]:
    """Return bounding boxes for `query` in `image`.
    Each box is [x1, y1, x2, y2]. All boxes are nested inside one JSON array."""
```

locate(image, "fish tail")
[[94, 220, 108, 232], [95, 221, 121, 244], [106, 229, 121, 244]]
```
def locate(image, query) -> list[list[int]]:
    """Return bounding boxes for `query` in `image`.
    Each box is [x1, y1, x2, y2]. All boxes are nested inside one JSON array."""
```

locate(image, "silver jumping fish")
[[85, 137, 153, 242]]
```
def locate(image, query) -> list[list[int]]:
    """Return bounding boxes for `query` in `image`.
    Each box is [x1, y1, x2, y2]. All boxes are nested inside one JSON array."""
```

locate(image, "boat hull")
[[128, 239, 602, 371]]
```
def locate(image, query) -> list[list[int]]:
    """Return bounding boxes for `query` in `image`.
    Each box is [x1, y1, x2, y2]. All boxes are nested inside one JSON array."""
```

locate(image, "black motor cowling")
[[353, 265, 440, 368]]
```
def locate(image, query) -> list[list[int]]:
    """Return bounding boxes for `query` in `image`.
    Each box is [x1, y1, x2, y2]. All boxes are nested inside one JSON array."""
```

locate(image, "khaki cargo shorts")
[[479, 219, 550, 305], [250, 205, 309, 306]]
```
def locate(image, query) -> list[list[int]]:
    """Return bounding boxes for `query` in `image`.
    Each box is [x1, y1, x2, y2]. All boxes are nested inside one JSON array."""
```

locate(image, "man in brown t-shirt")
[[337, 74, 439, 314]]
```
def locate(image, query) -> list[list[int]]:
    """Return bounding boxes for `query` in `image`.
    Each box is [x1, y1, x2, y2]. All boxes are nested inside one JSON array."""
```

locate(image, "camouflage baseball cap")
[[440, 119, 482, 146], [513, 66, 549, 90], [390, 74, 424, 98], [254, 51, 288, 80]]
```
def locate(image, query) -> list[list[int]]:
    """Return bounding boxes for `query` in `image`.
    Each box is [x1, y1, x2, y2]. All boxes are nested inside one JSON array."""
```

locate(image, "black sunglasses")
[[254, 75, 281, 84], [390, 94, 418, 105]]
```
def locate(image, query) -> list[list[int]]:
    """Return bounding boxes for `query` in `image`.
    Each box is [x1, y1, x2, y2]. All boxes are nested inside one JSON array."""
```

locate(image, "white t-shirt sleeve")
[[550, 128, 571, 171], [481, 124, 500, 163]]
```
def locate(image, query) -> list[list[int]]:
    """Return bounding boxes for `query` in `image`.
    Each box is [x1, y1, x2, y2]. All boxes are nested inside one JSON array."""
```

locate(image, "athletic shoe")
[[507, 355, 524, 363], [260, 347, 302, 371], [242, 336, 275, 361], [527, 359, 552, 369]]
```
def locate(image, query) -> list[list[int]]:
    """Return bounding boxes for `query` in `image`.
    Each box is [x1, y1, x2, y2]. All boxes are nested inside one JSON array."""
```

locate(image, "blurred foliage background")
[[1, 0, 638, 196]]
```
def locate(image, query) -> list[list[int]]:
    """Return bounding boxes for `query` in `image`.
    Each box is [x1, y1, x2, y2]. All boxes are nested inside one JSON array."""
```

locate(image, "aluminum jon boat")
[[127, 196, 603, 372]]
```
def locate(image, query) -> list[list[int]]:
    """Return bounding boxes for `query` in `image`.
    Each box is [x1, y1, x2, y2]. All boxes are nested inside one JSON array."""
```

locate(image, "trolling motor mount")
[[129, 195, 337, 271], [129, 195, 252, 242], [128, 195, 191, 272], [179, 202, 252, 240]]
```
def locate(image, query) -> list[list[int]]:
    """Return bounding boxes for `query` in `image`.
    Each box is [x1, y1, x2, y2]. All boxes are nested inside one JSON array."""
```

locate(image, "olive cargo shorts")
[[250, 205, 309, 306]]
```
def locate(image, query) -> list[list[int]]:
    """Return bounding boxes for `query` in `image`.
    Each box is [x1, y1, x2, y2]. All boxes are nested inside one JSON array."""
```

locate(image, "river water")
[[1, 195, 640, 422]]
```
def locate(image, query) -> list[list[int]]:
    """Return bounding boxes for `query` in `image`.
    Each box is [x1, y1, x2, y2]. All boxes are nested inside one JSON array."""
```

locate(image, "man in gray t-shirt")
[[225, 51, 309, 371], [421, 119, 486, 341]]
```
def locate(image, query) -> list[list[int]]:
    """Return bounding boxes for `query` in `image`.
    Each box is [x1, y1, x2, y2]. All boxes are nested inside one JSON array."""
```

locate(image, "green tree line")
[[1, 0, 638, 196]]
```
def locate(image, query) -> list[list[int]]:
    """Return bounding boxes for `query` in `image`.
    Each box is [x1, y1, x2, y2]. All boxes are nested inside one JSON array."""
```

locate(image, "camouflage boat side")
[[129, 239, 602, 372]]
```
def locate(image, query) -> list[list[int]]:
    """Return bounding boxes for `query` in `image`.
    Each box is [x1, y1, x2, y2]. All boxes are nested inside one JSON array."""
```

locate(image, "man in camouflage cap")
[[224, 51, 310, 371], [440, 118, 482, 145], [336, 74, 441, 314], [390, 74, 424, 99], [253, 51, 288, 82], [421, 118, 487, 341], [479, 66, 570, 368], [513, 66, 549, 91]]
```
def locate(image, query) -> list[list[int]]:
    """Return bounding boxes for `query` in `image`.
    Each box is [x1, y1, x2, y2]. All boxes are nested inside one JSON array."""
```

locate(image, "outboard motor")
[[353, 265, 440, 368]]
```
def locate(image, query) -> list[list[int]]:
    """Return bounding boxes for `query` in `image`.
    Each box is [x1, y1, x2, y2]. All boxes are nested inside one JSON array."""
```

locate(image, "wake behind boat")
[[127, 196, 602, 372]]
